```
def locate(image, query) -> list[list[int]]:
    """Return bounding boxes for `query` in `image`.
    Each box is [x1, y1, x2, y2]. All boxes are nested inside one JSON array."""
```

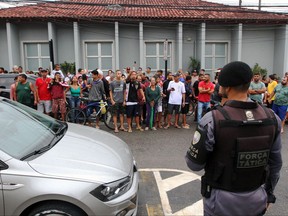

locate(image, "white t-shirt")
[[51, 69, 65, 79], [167, 81, 186, 105]]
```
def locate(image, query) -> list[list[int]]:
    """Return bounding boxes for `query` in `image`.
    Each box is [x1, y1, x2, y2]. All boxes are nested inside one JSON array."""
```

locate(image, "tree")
[[188, 57, 201, 73], [252, 63, 267, 77], [60, 61, 75, 75]]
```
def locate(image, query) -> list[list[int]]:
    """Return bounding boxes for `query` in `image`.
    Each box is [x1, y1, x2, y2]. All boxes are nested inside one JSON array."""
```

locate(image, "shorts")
[[111, 102, 126, 115], [272, 104, 288, 121], [126, 104, 140, 118], [37, 100, 52, 113], [168, 104, 181, 114], [181, 104, 189, 114], [157, 105, 163, 112], [52, 98, 66, 114], [87, 101, 101, 117]]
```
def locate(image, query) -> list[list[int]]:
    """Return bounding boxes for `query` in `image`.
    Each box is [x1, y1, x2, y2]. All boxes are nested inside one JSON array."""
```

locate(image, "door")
[[0, 172, 4, 215]]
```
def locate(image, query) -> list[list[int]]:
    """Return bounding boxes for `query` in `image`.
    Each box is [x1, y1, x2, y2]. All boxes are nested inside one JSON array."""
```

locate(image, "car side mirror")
[[0, 160, 8, 170]]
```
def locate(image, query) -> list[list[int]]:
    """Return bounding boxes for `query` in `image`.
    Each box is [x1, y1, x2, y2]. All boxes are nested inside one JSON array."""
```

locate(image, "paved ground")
[[100, 117, 288, 216]]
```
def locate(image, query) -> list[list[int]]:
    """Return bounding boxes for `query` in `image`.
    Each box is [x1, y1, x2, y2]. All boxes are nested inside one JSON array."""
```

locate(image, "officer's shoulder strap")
[[212, 105, 231, 120]]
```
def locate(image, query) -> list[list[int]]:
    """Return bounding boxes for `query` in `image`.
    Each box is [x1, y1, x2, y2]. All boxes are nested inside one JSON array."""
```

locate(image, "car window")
[[0, 77, 14, 89], [0, 76, 36, 90], [0, 99, 62, 159]]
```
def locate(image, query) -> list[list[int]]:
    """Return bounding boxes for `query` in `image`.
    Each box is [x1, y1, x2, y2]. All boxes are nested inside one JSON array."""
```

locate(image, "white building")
[[0, 0, 287, 77]]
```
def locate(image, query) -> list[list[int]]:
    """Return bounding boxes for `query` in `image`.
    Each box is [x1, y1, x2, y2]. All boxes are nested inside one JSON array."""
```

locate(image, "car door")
[[0, 160, 8, 215]]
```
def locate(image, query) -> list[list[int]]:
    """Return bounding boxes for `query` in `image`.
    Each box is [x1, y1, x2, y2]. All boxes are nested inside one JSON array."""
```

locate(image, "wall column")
[[73, 22, 80, 73], [139, 22, 144, 69], [196, 23, 206, 70], [284, 24, 288, 73], [115, 21, 119, 70], [48, 22, 57, 68], [237, 23, 243, 61], [178, 22, 183, 70], [6, 22, 20, 71]]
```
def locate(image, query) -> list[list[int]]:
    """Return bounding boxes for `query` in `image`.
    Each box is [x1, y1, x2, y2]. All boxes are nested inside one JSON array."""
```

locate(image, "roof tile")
[[0, 0, 287, 24]]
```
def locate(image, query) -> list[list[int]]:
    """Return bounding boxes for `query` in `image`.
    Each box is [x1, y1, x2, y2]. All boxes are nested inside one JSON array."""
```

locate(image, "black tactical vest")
[[205, 100, 277, 192]]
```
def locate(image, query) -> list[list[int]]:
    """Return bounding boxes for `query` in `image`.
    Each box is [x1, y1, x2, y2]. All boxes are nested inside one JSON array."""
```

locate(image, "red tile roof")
[[0, 0, 287, 24]]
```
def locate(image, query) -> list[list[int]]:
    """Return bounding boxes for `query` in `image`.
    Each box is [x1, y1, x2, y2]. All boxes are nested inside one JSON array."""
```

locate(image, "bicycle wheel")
[[66, 108, 86, 125]]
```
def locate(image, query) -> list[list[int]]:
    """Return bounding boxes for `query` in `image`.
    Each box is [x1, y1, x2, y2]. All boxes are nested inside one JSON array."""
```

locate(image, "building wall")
[[0, 24, 9, 70], [231, 24, 242, 62], [0, 20, 287, 77], [119, 23, 139, 71], [242, 26, 275, 73], [144, 23, 177, 72], [18, 23, 48, 41], [206, 25, 231, 41], [274, 24, 288, 76], [56, 23, 74, 66], [8, 23, 20, 70], [183, 25, 197, 72]]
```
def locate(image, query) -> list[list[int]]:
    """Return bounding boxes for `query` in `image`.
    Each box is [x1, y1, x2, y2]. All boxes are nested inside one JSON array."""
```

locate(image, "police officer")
[[185, 61, 282, 216]]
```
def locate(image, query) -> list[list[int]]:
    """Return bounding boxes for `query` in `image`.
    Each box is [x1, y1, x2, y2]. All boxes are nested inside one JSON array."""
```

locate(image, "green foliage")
[[252, 63, 267, 77], [188, 57, 201, 73], [60, 61, 75, 75]]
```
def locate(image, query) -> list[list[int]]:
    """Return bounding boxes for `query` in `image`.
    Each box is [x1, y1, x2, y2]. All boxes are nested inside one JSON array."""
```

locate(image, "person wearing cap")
[[35, 69, 52, 115], [185, 61, 282, 216]]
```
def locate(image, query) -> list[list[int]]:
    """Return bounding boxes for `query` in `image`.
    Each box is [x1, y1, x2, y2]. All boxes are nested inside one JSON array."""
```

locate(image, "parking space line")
[[153, 171, 173, 215], [146, 204, 164, 216], [161, 173, 200, 192]]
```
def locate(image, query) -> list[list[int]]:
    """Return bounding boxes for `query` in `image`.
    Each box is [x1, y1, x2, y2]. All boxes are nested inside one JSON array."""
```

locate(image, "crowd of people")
[[2, 64, 288, 133]]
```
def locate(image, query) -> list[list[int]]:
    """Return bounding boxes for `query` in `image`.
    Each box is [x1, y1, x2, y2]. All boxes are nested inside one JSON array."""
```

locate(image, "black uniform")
[[186, 100, 282, 216]]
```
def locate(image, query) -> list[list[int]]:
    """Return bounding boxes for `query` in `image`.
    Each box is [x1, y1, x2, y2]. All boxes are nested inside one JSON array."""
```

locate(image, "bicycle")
[[187, 97, 198, 117], [65, 97, 114, 130]]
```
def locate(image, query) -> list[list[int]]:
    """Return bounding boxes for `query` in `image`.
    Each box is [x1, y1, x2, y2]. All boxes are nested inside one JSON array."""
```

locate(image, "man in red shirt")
[[36, 69, 52, 114], [197, 74, 214, 123]]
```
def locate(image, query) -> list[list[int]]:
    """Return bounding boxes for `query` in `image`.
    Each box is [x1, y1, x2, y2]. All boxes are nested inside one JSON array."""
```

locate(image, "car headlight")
[[90, 176, 133, 202]]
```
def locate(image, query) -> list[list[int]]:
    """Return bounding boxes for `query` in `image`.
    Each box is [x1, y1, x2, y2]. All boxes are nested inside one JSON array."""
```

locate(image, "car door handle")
[[1, 183, 24, 190]]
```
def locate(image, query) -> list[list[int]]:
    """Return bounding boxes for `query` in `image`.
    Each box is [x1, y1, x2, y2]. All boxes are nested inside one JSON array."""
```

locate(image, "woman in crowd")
[[66, 75, 82, 109], [49, 72, 67, 121], [156, 75, 163, 128], [145, 77, 161, 131]]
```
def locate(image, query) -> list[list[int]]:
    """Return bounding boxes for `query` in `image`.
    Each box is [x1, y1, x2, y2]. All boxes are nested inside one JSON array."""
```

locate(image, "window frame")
[[144, 40, 174, 74], [21, 41, 50, 73], [83, 40, 114, 73], [205, 41, 230, 75]]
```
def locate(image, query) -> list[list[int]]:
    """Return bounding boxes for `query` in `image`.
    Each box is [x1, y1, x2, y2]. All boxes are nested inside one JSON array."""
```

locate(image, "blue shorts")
[[272, 104, 288, 121]]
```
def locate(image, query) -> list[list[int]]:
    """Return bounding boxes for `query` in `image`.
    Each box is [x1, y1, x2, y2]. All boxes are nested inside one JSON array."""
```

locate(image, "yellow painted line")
[[146, 204, 164, 216], [140, 170, 153, 183]]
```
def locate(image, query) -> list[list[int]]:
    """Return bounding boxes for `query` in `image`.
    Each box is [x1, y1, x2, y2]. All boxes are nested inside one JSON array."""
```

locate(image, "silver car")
[[0, 97, 138, 216]]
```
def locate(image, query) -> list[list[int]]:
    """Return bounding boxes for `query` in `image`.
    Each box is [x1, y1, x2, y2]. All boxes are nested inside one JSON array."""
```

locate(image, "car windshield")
[[0, 99, 64, 160]]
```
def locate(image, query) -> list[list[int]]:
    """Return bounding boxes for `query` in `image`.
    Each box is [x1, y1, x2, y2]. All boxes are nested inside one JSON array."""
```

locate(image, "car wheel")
[[27, 201, 87, 216]]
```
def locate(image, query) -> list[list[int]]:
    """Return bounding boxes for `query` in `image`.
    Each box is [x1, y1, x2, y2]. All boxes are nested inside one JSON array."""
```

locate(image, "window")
[[85, 42, 113, 73], [205, 43, 228, 75], [145, 42, 172, 73], [24, 43, 50, 72]]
